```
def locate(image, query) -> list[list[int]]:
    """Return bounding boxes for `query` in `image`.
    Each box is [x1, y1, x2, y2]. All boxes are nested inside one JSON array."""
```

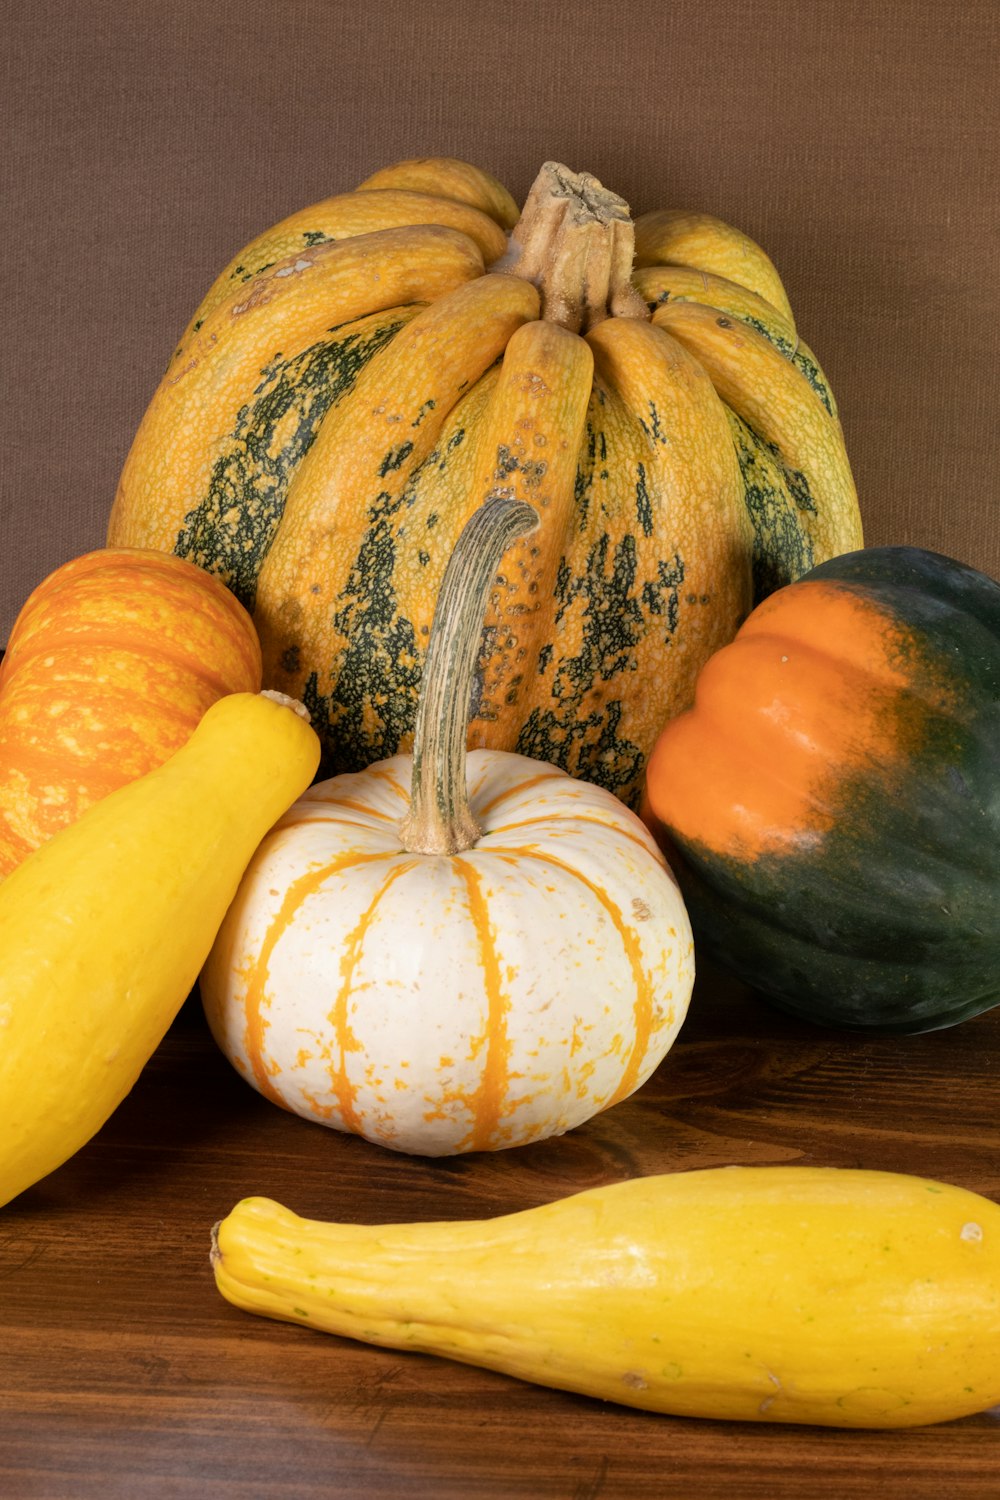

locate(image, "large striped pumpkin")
[[109, 156, 862, 804], [0, 548, 261, 876], [201, 497, 694, 1155]]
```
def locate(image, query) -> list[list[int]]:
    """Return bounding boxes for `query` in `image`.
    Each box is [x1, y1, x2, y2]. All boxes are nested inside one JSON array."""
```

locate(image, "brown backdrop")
[[3, 0, 998, 644]]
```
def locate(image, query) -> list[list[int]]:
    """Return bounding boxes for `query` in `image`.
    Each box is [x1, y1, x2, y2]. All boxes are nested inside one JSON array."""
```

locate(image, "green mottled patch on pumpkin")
[[314, 491, 423, 774], [518, 698, 644, 804], [635, 462, 653, 537], [781, 461, 817, 516], [517, 532, 681, 801], [789, 346, 835, 418], [556, 534, 650, 683], [642, 400, 667, 445], [726, 409, 814, 601], [379, 441, 415, 476], [735, 316, 835, 418], [173, 309, 412, 610], [652, 289, 836, 418], [306, 394, 484, 773], [641, 553, 685, 633], [573, 423, 597, 532]]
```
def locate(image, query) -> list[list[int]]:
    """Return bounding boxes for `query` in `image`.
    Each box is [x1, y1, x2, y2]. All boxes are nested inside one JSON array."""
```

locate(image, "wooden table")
[[3, 962, 998, 1499]]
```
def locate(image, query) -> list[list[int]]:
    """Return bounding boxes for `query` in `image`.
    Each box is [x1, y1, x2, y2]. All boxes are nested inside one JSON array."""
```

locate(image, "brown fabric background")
[[3, 0, 998, 644]]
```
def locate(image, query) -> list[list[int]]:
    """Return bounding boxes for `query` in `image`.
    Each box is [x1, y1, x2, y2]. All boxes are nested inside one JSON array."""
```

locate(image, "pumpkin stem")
[[399, 497, 540, 856], [506, 161, 650, 333]]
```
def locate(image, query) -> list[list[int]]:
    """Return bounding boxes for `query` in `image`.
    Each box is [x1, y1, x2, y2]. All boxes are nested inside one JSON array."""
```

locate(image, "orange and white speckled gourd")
[[0, 548, 262, 877], [201, 498, 694, 1154]]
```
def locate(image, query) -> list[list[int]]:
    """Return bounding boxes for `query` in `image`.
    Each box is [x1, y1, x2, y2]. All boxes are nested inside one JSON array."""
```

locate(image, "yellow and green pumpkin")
[[108, 156, 861, 802]]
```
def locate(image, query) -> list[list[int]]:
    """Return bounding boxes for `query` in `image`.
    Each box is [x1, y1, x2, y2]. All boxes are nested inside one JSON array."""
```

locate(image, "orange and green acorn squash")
[[107, 156, 861, 804], [641, 545, 1000, 1032]]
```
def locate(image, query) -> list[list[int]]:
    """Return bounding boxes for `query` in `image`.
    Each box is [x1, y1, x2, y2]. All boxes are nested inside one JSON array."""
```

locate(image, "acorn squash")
[[641, 545, 1000, 1031]]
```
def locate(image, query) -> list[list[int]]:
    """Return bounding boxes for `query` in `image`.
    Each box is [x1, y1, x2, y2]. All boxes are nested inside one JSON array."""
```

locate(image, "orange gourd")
[[0, 547, 262, 876]]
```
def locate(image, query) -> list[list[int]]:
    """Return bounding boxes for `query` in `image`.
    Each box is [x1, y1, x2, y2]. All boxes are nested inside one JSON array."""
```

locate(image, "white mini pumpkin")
[[201, 498, 694, 1155]]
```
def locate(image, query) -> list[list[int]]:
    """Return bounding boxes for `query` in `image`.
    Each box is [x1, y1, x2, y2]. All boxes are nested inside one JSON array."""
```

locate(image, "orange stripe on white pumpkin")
[[276, 807, 395, 836], [484, 810, 661, 858], [496, 845, 659, 1107], [360, 766, 411, 801], [239, 851, 389, 1105], [472, 767, 568, 822], [450, 857, 512, 1150], [323, 857, 419, 1134]]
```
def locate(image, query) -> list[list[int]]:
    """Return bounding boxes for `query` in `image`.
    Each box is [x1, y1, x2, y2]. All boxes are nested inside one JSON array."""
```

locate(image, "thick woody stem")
[[398, 497, 540, 856], [507, 162, 650, 334]]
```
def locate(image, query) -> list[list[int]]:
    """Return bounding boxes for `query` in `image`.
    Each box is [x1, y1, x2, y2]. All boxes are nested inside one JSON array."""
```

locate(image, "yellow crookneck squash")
[[201, 496, 694, 1155], [213, 1166, 1000, 1429], [108, 156, 862, 803], [0, 690, 319, 1210]]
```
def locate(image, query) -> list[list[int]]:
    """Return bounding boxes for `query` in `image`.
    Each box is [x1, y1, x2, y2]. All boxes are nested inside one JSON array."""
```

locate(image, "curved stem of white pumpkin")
[[398, 497, 540, 856]]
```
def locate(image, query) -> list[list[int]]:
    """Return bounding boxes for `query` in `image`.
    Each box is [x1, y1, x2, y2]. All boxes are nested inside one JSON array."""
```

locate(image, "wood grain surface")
[[2, 960, 998, 1500]]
